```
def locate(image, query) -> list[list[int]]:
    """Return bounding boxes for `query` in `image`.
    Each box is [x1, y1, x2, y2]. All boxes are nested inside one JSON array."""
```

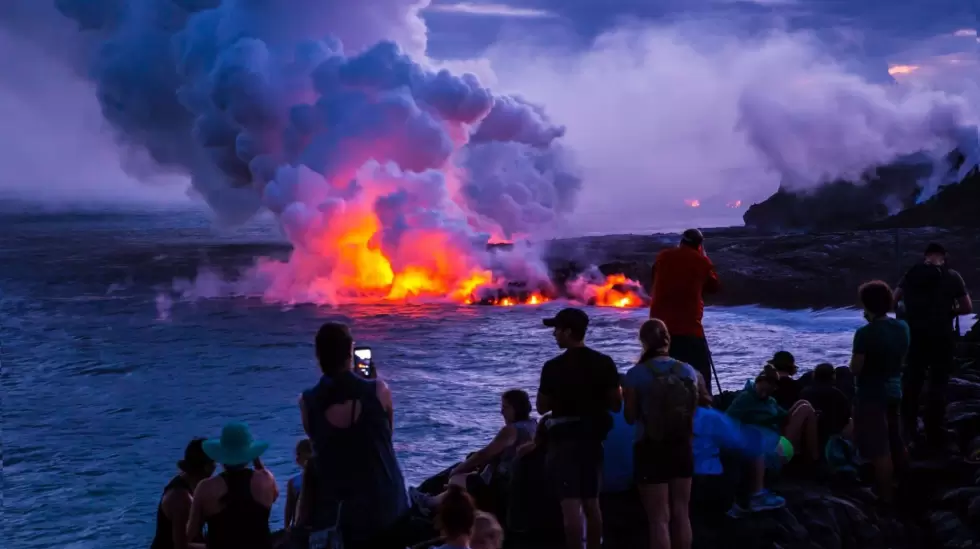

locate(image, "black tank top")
[[150, 475, 200, 549], [204, 469, 272, 549]]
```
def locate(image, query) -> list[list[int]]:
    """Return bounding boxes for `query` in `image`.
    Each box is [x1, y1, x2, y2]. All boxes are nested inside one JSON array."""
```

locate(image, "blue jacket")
[[694, 407, 781, 475]]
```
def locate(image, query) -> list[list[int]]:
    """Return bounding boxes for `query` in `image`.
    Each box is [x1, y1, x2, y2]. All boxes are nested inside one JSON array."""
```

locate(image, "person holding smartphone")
[[649, 228, 720, 395], [298, 322, 408, 549]]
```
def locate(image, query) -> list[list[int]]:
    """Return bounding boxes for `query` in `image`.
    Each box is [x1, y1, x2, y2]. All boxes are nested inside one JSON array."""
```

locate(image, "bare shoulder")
[[375, 378, 392, 398]]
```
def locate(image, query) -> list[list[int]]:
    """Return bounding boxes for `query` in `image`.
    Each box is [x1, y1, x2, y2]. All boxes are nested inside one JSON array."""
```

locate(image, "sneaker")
[[726, 502, 748, 518], [408, 487, 432, 517], [748, 490, 786, 512]]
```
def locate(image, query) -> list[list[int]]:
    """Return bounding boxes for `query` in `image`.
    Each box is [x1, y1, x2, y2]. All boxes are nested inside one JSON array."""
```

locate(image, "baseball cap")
[[924, 242, 946, 256], [543, 308, 589, 331], [767, 351, 796, 372]]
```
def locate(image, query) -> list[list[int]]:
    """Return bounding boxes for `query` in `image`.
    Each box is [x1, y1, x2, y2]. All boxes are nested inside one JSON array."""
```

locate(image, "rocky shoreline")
[[547, 226, 980, 310], [408, 345, 980, 549]]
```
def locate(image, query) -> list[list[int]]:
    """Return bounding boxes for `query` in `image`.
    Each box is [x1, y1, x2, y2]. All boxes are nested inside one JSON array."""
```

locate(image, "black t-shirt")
[[772, 377, 802, 411], [899, 265, 967, 332], [799, 382, 852, 446], [538, 347, 619, 436]]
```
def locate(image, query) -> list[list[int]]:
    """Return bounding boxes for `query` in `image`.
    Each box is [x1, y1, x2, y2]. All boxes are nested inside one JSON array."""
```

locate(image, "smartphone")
[[353, 347, 373, 379]]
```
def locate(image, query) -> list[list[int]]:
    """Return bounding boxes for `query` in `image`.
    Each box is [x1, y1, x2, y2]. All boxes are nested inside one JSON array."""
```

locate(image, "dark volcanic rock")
[[741, 148, 976, 233], [874, 167, 980, 229], [742, 162, 928, 232], [408, 362, 980, 549], [549, 227, 980, 310]]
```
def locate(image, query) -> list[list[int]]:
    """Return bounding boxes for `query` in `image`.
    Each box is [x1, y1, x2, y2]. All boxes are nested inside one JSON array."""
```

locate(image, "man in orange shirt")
[[649, 229, 721, 393]]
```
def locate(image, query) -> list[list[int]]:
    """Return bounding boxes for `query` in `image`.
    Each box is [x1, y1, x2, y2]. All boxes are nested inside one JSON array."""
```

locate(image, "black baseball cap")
[[543, 308, 589, 331], [924, 242, 946, 256]]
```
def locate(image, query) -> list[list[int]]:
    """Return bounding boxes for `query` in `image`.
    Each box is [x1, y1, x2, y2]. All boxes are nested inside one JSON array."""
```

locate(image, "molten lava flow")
[[685, 199, 701, 208], [590, 274, 647, 308], [298, 201, 497, 304]]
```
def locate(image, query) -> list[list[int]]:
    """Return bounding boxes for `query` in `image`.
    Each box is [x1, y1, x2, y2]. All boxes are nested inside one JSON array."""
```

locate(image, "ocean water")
[[1, 209, 866, 549]]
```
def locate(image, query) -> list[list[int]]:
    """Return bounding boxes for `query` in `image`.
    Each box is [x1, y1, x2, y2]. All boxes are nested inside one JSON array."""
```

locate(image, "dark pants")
[[901, 328, 955, 444], [669, 335, 713, 394]]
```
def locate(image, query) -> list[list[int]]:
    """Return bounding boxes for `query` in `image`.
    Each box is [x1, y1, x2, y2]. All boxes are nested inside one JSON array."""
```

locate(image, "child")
[[284, 438, 312, 529], [472, 511, 504, 549]]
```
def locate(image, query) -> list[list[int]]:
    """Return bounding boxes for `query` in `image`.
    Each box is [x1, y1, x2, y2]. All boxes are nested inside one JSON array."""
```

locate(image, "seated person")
[[411, 389, 537, 514], [693, 374, 782, 516], [768, 351, 803, 411], [433, 485, 477, 549], [725, 365, 818, 513], [472, 511, 504, 549], [284, 438, 312, 530], [799, 363, 852, 450]]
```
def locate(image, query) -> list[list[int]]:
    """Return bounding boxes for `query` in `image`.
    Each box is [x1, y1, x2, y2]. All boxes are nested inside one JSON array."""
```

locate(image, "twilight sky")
[[0, 0, 976, 233]]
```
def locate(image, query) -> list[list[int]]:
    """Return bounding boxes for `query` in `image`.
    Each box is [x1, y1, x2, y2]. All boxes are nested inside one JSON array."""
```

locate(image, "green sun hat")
[[202, 422, 269, 466]]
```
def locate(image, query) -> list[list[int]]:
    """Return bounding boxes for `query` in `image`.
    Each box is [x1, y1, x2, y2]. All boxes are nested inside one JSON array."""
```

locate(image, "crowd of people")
[[149, 232, 972, 549]]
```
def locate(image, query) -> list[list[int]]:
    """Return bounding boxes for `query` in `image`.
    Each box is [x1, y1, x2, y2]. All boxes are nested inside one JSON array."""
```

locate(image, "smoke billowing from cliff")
[[483, 25, 977, 233]]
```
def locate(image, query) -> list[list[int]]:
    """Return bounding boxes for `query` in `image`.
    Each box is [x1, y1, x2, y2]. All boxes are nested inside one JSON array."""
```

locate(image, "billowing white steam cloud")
[[483, 26, 977, 233]]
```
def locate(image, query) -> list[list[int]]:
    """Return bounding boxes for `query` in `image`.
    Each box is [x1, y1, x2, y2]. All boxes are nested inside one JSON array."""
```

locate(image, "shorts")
[[633, 439, 694, 485], [546, 437, 604, 500], [853, 401, 890, 460]]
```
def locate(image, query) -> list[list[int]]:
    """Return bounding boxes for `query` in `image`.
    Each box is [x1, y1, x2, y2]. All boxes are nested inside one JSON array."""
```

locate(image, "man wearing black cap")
[[649, 228, 720, 393], [894, 242, 972, 448], [538, 307, 621, 549]]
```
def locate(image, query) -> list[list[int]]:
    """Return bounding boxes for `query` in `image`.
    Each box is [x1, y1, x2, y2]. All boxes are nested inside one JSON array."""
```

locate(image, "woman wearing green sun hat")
[[186, 422, 279, 549]]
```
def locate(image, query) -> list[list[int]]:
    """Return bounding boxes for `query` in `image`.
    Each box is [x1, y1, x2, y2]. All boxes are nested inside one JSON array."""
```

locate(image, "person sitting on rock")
[[725, 365, 818, 513], [691, 373, 783, 517], [850, 280, 910, 504], [187, 422, 278, 549], [768, 351, 803, 411], [410, 389, 537, 514], [432, 484, 478, 549], [799, 363, 852, 451], [150, 438, 216, 549], [649, 228, 721, 396], [472, 511, 505, 549], [623, 318, 700, 549]]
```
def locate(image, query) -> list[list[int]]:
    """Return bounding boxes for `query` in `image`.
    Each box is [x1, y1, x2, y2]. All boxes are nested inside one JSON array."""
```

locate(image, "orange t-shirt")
[[649, 246, 720, 338]]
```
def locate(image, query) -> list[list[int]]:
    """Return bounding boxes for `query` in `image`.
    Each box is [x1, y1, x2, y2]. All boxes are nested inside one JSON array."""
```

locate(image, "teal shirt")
[[852, 317, 910, 403], [725, 380, 788, 432]]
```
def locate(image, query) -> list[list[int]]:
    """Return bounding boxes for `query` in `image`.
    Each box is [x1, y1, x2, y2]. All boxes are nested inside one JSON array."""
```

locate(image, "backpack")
[[642, 359, 698, 442], [902, 264, 954, 330]]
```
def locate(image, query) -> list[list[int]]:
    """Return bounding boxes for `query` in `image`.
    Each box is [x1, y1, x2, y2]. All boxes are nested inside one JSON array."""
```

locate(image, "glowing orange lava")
[[588, 274, 647, 308], [299, 200, 496, 303], [685, 199, 701, 208]]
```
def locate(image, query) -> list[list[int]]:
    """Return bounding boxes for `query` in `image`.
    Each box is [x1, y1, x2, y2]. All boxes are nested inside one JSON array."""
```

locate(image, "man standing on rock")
[[894, 242, 973, 450], [649, 228, 721, 394]]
